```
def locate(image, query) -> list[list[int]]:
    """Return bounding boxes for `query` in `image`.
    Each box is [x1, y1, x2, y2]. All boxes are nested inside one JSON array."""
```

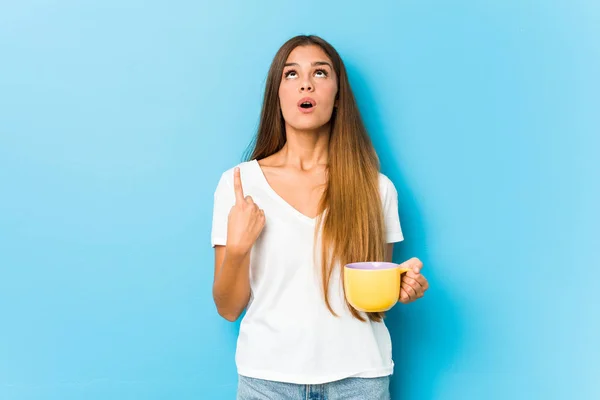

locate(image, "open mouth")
[[297, 97, 316, 111]]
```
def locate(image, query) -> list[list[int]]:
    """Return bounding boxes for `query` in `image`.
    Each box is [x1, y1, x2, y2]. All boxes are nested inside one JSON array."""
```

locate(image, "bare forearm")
[[212, 167, 264, 321], [212, 250, 251, 321]]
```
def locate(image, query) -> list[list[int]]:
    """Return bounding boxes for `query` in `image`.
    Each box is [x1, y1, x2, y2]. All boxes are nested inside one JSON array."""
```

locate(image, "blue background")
[[1, 1, 598, 399]]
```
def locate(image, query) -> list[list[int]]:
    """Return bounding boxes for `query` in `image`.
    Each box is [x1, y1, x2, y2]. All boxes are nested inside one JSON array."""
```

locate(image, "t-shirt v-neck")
[[250, 159, 318, 225]]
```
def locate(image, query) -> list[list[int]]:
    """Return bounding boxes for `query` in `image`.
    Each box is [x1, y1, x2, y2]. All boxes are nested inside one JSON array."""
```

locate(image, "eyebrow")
[[284, 61, 333, 68]]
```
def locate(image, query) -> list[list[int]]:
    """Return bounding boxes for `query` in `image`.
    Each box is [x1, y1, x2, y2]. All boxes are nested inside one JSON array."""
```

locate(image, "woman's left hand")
[[399, 257, 429, 304]]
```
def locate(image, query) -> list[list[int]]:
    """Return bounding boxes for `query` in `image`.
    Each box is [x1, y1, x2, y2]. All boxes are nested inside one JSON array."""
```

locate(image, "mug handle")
[[398, 266, 411, 274]]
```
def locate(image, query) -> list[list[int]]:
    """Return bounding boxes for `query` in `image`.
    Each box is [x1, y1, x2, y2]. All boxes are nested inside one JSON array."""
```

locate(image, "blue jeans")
[[236, 374, 391, 400]]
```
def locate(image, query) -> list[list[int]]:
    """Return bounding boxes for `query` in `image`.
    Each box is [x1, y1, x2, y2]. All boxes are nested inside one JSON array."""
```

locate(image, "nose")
[[299, 84, 313, 92], [299, 77, 313, 92]]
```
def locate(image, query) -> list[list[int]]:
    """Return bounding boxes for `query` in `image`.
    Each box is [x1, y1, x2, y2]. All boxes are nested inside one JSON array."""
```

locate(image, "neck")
[[279, 123, 330, 170]]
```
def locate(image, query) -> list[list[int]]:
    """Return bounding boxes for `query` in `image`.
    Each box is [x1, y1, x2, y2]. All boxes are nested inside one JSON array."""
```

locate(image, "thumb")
[[401, 258, 421, 275]]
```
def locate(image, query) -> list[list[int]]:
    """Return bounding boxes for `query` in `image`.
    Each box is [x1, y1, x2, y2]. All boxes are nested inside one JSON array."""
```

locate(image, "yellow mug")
[[344, 262, 411, 313]]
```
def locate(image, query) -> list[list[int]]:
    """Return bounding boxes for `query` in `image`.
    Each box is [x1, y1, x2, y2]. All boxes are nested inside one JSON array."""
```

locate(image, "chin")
[[286, 116, 332, 132]]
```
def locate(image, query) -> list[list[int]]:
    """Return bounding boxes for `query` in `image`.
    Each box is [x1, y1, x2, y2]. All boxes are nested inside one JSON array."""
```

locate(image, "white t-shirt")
[[211, 159, 404, 385]]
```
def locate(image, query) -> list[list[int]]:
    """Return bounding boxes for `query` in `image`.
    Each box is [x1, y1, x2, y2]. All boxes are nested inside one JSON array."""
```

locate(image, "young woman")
[[211, 35, 429, 400]]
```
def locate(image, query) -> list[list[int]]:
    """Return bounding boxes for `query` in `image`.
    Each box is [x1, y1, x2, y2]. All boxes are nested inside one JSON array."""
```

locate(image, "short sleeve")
[[211, 171, 235, 247], [381, 175, 404, 243]]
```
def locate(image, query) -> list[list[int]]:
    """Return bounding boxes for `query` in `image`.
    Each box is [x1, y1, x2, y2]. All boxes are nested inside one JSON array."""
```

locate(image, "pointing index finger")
[[233, 167, 245, 204]]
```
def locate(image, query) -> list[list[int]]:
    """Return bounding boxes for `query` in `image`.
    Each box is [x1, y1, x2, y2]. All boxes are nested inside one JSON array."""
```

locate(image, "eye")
[[284, 69, 298, 79], [314, 68, 328, 78]]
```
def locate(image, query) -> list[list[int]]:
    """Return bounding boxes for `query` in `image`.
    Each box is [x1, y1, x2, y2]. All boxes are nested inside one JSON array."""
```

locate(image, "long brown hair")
[[244, 35, 387, 322]]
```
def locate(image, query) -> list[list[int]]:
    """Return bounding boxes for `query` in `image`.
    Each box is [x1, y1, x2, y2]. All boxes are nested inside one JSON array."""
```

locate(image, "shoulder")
[[378, 172, 397, 197], [216, 160, 258, 187], [221, 160, 256, 183]]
